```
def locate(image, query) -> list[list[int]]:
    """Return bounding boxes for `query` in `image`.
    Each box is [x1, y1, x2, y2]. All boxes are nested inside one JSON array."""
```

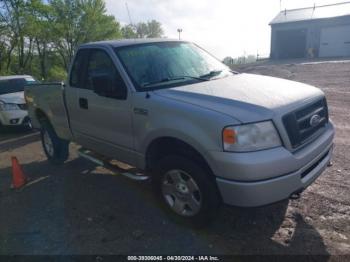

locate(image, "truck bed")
[[25, 82, 72, 140]]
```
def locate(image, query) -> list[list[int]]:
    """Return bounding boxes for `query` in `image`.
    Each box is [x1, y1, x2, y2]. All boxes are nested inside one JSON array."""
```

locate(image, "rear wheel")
[[41, 121, 69, 164], [153, 155, 221, 227]]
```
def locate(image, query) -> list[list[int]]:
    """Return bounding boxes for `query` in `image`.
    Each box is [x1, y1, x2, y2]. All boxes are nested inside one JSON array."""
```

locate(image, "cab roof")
[[80, 38, 185, 48]]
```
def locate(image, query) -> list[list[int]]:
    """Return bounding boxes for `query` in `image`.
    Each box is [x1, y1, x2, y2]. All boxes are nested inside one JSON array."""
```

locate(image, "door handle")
[[79, 98, 88, 109]]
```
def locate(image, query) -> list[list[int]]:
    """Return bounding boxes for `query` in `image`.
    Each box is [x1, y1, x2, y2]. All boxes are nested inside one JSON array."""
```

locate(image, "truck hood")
[[0, 92, 25, 104], [153, 73, 324, 123]]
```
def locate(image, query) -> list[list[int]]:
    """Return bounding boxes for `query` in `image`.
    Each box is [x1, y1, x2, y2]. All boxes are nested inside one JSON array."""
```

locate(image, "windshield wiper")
[[142, 76, 208, 88], [199, 70, 223, 79]]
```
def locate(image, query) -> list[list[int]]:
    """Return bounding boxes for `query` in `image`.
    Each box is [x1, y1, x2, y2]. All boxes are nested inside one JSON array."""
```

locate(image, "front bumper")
[[0, 110, 29, 126], [216, 143, 333, 207], [211, 123, 334, 207]]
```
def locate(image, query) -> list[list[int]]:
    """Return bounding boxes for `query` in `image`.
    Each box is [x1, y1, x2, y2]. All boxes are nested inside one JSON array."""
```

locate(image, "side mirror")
[[91, 74, 126, 99]]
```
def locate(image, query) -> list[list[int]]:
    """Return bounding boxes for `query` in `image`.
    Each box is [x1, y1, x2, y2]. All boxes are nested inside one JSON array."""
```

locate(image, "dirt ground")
[[0, 60, 349, 257]]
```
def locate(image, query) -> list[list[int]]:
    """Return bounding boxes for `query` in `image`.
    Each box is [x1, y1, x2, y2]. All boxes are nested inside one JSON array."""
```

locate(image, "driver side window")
[[86, 49, 127, 99]]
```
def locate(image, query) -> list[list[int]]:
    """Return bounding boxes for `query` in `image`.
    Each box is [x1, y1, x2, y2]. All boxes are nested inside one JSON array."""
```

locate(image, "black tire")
[[153, 155, 221, 227], [40, 121, 69, 164], [24, 118, 33, 131]]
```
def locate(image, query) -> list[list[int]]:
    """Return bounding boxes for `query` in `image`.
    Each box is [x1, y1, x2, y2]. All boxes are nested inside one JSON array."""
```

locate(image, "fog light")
[[10, 119, 19, 124]]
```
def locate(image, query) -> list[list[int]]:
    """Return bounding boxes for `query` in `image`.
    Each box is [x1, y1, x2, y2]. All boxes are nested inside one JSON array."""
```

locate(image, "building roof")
[[81, 38, 184, 48], [270, 2, 350, 25]]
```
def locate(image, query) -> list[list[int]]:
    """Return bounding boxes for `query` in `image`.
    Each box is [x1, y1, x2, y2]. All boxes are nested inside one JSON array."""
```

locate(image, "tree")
[[223, 56, 235, 66], [0, 0, 165, 79], [146, 20, 163, 38], [49, 0, 122, 70], [223, 55, 257, 67], [0, 0, 34, 73], [27, 0, 53, 79], [135, 22, 148, 38], [134, 20, 164, 38], [121, 24, 137, 39], [0, 18, 8, 72]]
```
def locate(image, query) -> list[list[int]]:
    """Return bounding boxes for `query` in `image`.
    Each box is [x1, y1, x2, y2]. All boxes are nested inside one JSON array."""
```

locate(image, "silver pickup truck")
[[25, 39, 334, 225]]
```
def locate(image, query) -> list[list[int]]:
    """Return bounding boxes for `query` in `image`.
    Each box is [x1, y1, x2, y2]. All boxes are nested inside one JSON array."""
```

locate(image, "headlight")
[[0, 101, 20, 111], [223, 121, 282, 152]]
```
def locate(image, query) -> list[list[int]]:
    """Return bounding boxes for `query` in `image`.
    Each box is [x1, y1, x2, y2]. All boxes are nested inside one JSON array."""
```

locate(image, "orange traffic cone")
[[11, 156, 27, 189]]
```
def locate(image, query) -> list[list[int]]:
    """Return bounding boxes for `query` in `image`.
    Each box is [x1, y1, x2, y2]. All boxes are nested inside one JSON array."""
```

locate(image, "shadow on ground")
[[0, 127, 39, 153], [0, 158, 330, 257]]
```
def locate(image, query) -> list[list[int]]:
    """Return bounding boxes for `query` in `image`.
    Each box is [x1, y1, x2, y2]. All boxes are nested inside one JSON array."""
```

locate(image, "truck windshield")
[[115, 42, 232, 91]]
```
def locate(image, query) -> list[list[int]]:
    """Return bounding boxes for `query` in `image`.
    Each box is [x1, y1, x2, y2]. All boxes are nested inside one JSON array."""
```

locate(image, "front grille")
[[17, 104, 28, 110], [283, 98, 329, 149]]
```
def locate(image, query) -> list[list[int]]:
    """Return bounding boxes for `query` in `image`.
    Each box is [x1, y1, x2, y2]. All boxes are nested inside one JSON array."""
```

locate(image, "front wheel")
[[153, 156, 221, 227], [41, 121, 69, 164], [23, 117, 33, 130]]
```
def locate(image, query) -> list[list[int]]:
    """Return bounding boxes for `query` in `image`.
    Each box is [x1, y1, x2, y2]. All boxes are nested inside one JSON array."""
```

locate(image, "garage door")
[[276, 29, 307, 59], [319, 25, 350, 57]]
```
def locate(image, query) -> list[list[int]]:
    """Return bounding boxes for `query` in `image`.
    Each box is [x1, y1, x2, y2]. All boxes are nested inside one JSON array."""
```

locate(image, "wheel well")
[[35, 109, 49, 124], [145, 137, 213, 175]]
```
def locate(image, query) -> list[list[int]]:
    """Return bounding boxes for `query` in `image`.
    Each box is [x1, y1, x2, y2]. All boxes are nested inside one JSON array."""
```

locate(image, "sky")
[[105, 0, 343, 59]]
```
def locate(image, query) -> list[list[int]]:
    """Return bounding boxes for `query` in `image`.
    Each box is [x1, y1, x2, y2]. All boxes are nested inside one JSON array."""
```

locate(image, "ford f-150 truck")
[[25, 39, 334, 225]]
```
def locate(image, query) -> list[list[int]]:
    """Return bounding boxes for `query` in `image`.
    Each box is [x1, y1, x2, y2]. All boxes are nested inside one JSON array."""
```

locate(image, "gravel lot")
[[0, 60, 349, 257]]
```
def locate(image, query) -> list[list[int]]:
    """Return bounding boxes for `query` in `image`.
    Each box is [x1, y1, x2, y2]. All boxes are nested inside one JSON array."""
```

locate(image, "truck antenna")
[[125, 2, 133, 25]]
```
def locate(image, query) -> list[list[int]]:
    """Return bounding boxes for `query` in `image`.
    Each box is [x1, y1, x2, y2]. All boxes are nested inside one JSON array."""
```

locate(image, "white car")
[[0, 75, 36, 129]]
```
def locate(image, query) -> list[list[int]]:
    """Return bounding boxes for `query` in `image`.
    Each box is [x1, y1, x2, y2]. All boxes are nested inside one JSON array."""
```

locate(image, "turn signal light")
[[223, 128, 236, 144]]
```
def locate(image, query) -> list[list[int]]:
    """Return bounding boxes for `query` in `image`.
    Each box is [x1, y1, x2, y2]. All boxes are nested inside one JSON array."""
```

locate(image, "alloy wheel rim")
[[43, 131, 54, 157], [27, 120, 33, 129], [161, 169, 202, 217]]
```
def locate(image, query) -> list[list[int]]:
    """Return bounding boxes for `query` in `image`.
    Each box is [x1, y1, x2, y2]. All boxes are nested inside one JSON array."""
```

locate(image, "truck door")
[[65, 48, 88, 141], [68, 48, 135, 165]]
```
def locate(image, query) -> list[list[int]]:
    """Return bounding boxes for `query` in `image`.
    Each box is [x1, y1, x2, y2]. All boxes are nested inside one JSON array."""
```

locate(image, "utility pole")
[[177, 29, 183, 40]]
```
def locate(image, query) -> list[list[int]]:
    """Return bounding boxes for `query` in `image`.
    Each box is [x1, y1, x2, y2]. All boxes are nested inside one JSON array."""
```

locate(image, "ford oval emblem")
[[310, 114, 321, 127]]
